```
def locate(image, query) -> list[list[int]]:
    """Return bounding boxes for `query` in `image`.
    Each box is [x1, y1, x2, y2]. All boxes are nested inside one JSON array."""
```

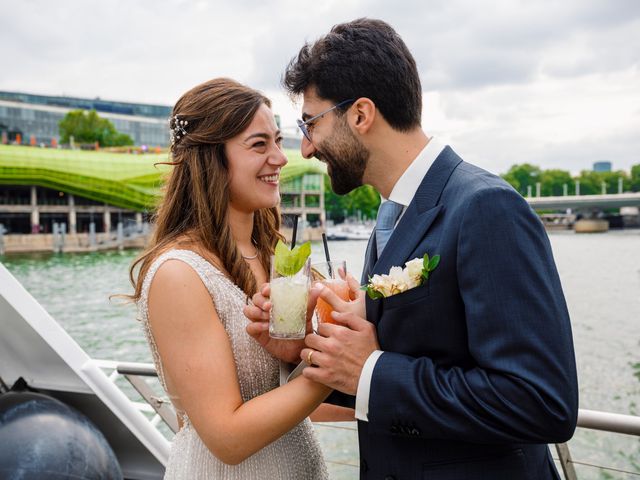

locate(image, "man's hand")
[[300, 284, 379, 395], [244, 283, 319, 364], [330, 268, 367, 318]]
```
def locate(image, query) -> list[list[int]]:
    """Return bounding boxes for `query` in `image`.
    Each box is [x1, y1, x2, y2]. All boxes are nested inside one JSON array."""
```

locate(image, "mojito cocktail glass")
[[269, 257, 310, 339]]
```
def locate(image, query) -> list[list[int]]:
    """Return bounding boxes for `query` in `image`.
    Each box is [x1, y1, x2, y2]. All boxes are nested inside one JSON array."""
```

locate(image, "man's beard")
[[316, 118, 369, 195]]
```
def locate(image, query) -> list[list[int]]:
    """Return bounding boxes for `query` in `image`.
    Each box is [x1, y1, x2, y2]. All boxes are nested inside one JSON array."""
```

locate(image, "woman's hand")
[[244, 283, 319, 364]]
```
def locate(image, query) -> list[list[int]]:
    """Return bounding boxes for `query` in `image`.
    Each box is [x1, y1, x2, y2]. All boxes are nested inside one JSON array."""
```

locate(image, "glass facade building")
[[0, 91, 171, 147], [593, 161, 612, 172]]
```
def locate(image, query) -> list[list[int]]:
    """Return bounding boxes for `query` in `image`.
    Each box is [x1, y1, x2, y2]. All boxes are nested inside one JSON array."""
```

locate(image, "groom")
[[249, 18, 578, 479]]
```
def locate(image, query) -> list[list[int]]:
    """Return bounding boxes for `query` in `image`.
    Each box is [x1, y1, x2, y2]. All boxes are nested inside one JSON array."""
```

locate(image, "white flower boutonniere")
[[363, 253, 440, 300]]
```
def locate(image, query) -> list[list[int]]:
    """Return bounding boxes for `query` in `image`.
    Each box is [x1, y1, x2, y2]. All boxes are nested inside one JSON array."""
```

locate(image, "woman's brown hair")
[[128, 78, 284, 300]]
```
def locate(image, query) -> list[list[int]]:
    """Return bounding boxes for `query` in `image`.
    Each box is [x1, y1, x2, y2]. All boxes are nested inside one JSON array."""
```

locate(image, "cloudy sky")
[[2, 0, 639, 174]]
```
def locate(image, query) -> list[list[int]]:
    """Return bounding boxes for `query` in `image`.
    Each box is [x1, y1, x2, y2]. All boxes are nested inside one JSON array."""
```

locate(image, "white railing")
[[112, 361, 640, 478], [556, 409, 640, 479]]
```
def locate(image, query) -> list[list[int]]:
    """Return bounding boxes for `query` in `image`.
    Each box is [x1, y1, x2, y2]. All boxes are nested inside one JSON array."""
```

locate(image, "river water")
[[2, 231, 639, 479]]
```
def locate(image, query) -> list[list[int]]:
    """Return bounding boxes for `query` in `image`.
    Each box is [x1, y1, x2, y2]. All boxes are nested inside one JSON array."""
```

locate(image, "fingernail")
[[314, 282, 324, 290]]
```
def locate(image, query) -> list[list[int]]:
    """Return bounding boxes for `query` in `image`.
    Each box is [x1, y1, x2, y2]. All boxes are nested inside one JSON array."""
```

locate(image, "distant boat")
[[326, 222, 373, 241], [539, 213, 575, 231]]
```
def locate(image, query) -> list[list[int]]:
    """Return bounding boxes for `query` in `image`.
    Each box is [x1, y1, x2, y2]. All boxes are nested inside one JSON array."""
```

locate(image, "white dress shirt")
[[355, 137, 445, 421]]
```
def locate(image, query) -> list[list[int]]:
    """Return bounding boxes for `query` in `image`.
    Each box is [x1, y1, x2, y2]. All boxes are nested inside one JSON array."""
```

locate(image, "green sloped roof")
[[280, 173, 324, 192], [0, 145, 325, 211]]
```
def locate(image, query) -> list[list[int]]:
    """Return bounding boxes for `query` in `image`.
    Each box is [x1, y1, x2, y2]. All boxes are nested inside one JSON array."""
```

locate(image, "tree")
[[575, 170, 603, 195], [499, 163, 636, 197], [501, 164, 542, 196], [602, 170, 630, 193], [630, 164, 640, 192], [324, 176, 380, 223], [576, 170, 629, 195], [59, 109, 134, 146], [539, 169, 573, 196]]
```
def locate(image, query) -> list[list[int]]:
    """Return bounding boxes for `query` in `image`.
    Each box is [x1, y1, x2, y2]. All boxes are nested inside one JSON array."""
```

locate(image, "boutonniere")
[[363, 254, 440, 300]]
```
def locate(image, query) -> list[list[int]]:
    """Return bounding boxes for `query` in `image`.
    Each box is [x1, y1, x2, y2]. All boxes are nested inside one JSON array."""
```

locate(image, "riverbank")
[[0, 226, 330, 254], [0, 232, 147, 254]]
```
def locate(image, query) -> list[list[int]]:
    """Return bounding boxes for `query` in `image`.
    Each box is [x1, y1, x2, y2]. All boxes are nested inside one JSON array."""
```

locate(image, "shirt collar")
[[387, 137, 445, 207]]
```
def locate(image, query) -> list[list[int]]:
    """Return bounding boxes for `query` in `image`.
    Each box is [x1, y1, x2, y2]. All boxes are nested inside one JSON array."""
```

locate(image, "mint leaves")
[[274, 239, 311, 276]]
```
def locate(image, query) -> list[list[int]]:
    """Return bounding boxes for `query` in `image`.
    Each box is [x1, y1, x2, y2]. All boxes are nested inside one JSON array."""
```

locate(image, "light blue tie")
[[375, 200, 404, 256]]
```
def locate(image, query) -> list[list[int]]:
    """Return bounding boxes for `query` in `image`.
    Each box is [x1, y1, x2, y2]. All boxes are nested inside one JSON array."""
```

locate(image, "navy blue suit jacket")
[[331, 147, 578, 480]]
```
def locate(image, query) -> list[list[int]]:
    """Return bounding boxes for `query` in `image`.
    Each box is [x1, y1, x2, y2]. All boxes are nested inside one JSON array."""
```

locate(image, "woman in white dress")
[[128, 78, 348, 479]]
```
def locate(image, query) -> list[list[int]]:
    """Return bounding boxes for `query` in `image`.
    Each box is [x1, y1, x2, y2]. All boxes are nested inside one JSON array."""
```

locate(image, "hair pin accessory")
[[169, 115, 189, 144]]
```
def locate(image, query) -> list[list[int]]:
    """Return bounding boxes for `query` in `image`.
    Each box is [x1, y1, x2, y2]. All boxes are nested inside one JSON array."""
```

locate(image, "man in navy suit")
[[248, 18, 578, 480]]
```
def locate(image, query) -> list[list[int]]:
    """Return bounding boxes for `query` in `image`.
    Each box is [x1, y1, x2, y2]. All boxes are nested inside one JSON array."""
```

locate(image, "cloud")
[[428, 67, 640, 173], [1, 0, 638, 173]]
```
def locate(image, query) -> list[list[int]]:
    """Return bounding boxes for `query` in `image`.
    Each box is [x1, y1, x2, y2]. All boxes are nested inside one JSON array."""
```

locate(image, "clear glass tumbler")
[[269, 257, 311, 339]]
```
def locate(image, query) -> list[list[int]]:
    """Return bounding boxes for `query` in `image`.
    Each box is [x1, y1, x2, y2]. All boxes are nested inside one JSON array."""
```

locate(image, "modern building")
[[0, 90, 303, 150], [0, 91, 172, 147], [593, 161, 612, 172]]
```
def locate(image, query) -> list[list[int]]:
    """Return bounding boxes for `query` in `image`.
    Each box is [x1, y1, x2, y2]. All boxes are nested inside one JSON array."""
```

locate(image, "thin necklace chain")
[[241, 247, 259, 260]]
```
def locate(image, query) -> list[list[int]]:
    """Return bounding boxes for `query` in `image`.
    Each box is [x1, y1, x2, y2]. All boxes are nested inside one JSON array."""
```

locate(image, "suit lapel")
[[363, 231, 381, 323], [367, 146, 463, 324], [361, 231, 377, 284]]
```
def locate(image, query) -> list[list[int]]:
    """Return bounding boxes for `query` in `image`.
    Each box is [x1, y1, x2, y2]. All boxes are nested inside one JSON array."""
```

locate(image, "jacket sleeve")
[[367, 186, 579, 444], [325, 390, 356, 409]]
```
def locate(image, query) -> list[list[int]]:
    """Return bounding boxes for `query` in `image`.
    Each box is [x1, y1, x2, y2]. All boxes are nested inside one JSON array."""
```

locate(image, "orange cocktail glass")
[[313, 260, 349, 325]]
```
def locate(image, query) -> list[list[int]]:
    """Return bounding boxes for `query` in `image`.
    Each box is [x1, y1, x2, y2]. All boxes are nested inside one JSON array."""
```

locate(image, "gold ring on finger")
[[307, 350, 314, 365]]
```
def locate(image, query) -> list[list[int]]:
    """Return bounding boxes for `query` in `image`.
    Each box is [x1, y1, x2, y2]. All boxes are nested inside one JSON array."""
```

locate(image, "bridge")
[[526, 192, 640, 210]]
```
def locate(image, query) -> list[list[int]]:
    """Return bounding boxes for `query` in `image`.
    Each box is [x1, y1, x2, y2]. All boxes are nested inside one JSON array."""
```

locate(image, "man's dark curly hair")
[[283, 18, 422, 131]]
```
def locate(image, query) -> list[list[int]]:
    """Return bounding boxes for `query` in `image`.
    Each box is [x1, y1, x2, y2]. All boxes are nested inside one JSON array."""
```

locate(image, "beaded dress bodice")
[[138, 249, 327, 479]]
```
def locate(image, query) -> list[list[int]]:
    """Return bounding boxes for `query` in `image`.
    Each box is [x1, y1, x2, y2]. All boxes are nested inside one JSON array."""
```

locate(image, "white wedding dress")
[[138, 249, 328, 479]]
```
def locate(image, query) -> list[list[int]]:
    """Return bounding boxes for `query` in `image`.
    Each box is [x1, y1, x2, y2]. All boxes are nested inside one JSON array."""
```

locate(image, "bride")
[[128, 78, 344, 479]]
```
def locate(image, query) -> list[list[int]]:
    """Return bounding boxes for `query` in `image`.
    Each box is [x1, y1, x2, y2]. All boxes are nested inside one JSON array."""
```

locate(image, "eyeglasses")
[[296, 99, 355, 142]]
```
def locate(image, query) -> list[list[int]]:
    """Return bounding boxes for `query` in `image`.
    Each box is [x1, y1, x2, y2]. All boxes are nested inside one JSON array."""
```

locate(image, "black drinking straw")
[[290, 215, 299, 249], [322, 232, 333, 278]]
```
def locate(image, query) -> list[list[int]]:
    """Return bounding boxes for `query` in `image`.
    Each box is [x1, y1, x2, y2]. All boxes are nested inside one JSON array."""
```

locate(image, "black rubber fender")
[[0, 391, 122, 479]]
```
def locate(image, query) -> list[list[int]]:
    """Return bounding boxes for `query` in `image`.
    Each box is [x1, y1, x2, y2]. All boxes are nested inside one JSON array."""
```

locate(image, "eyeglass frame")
[[296, 99, 356, 142]]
